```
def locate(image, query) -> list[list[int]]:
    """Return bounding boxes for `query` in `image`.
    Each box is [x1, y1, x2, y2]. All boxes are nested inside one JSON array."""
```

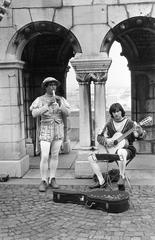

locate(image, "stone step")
[[5, 168, 155, 186]]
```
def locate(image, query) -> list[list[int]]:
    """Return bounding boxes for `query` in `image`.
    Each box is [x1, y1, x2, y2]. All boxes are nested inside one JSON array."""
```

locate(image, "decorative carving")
[[76, 72, 91, 85], [91, 72, 107, 84], [71, 58, 111, 74], [71, 57, 111, 85], [0, 0, 12, 21]]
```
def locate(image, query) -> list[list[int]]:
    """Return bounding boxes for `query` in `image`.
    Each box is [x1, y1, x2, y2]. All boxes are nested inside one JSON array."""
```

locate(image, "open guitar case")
[[53, 188, 130, 213]]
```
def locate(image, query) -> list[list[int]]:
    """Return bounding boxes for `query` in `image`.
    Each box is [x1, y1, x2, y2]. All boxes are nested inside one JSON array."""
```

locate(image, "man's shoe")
[[89, 181, 107, 189], [117, 176, 125, 191], [89, 182, 100, 189], [39, 180, 48, 192], [49, 178, 59, 189], [100, 182, 107, 189]]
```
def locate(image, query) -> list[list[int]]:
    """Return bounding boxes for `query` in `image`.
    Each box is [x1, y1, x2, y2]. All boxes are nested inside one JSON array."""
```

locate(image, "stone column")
[[71, 59, 92, 148], [0, 60, 29, 177], [77, 73, 91, 148], [61, 65, 71, 153], [93, 72, 107, 145]]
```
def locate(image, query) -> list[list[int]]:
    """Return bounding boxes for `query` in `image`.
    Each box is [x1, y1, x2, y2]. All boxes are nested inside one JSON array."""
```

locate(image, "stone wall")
[[1, 0, 155, 60]]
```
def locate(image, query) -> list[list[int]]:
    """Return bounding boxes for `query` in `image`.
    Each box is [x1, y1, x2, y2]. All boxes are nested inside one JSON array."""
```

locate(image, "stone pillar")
[[71, 59, 92, 149], [93, 72, 107, 145], [77, 73, 91, 148], [61, 65, 71, 153], [0, 61, 29, 177]]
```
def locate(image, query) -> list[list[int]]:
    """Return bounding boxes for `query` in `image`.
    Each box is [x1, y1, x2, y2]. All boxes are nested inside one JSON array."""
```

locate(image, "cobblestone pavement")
[[0, 184, 155, 240]]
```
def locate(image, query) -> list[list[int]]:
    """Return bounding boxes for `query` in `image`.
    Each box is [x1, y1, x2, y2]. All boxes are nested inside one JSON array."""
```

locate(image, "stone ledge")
[[0, 155, 29, 177]]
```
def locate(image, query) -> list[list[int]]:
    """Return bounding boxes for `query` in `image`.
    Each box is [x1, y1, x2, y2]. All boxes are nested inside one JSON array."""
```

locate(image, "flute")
[[52, 90, 56, 103]]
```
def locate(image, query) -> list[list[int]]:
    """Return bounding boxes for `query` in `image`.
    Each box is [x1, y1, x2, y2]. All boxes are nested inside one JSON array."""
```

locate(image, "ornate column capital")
[[71, 56, 112, 84], [91, 72, 107, 84], [76, 72, 91, 85]]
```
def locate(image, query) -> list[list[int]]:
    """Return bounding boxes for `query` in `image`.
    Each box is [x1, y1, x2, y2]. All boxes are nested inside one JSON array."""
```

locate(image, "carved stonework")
[[91, 72, 107, 84], [71, 57, 111, 85], [71, 58, 112, 74], [76, 72, 91, 85]]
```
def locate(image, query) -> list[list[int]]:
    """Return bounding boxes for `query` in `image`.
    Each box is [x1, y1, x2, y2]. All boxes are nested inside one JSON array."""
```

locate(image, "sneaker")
[[49, 178, 59, 189], [117, 176, 125, 191], [39, 180, 48, 192]]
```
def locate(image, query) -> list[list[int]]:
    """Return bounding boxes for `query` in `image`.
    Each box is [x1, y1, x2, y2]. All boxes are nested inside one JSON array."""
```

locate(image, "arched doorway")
[[101, 16, 155, 153], [107, 41, 131, 112], [7, 21, 82, 156]]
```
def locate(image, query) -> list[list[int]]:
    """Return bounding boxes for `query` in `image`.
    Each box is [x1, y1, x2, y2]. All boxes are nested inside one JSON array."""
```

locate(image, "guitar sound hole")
[[114, 140, 118, 146]]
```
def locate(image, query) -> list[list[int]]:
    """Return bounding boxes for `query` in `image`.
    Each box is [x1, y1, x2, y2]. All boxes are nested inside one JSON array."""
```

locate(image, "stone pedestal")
[[0, 61, 29, 177]]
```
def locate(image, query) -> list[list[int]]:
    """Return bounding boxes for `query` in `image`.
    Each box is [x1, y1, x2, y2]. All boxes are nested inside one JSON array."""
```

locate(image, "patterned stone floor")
[[0, 184, 155, 240]]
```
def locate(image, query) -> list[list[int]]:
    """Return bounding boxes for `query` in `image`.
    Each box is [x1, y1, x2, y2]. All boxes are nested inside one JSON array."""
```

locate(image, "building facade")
[[0, 0, 155, 177]]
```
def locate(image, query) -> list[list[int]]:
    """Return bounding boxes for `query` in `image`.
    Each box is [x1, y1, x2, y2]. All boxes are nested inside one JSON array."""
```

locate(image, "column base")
[[61, 140, 71, 154], [26, 143, 35, 156], [0, 155, 29, 177], [134, 140, 152, 154]]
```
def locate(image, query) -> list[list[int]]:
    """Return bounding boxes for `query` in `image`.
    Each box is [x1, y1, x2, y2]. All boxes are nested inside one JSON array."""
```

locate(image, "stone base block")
[[0, 155, 29, 177], [134, 140, 152, 154], [75, 150, 116, 178], [151, 141, 155, 154], [26, 143, 35, 156], [61, 140, 71, 154]]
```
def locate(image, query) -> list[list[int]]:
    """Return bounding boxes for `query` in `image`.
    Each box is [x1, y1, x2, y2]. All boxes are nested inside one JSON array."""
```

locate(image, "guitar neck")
[[114, 116, 152, 144], [117, 127, 134, 143]]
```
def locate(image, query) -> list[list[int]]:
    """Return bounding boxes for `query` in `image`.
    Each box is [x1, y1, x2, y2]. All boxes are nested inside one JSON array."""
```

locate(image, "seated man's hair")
[[109, 103, 125, 118]]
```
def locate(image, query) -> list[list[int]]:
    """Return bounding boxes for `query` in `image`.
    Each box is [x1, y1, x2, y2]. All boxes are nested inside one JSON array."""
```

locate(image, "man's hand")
[[133, 122, 143, 137], [47, 97, 56, 106], [56, 97, 61, 106], [106, 139, 114, 147]]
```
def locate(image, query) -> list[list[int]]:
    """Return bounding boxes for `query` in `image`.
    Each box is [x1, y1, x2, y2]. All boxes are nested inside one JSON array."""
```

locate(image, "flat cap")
[[42, 77, 60, 88]]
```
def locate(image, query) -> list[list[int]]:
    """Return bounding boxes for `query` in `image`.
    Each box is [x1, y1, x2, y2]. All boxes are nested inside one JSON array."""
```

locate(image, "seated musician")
[[88, 102, 146, 190]]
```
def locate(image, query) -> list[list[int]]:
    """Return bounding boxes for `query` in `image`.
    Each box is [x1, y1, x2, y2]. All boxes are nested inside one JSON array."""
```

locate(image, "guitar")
[[99, 116, 152, 154]]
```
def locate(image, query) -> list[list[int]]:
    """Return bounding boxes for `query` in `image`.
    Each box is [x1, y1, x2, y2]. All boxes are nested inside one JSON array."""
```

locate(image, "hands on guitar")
[[133, 121, 146, 138], [105, 138, 129, 148]]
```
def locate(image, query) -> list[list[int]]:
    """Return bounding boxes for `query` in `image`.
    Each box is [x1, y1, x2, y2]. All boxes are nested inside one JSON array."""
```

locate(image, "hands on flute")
[[48, 90, 61, 107]]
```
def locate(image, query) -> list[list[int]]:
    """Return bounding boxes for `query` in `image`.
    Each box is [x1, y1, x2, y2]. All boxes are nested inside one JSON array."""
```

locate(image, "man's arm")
[[58, 97, 71, 117], [30, 97, 49, 118]]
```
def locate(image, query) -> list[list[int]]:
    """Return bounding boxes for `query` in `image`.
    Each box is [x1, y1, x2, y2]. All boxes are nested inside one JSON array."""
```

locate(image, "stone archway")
[[100, 16, 155, 153], [6, 21, 82, 156]]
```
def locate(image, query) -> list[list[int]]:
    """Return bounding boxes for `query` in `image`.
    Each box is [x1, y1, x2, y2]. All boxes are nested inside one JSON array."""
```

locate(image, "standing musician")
[[30, 77, 70, 192], [88, 102, 146, 191]]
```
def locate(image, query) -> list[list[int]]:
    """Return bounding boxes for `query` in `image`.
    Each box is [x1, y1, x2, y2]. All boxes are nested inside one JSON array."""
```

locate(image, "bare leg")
[[49, 139, 62, 182], [40, 141, 51, 183], [88, 153, 105, 185], [117, 148, 128, 178]]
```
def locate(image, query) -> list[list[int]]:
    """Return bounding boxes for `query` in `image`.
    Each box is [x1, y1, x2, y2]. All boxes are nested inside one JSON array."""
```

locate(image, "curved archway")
[[101, 16, 155, 64], [6, 21, 82, 155], [106, 41, 131, 112], [101, 16, 155, 153], [6, 21, 82, 60]]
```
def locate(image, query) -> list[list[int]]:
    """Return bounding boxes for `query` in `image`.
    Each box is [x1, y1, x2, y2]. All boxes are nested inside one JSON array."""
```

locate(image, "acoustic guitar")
[[100, 116, 152, 154]]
